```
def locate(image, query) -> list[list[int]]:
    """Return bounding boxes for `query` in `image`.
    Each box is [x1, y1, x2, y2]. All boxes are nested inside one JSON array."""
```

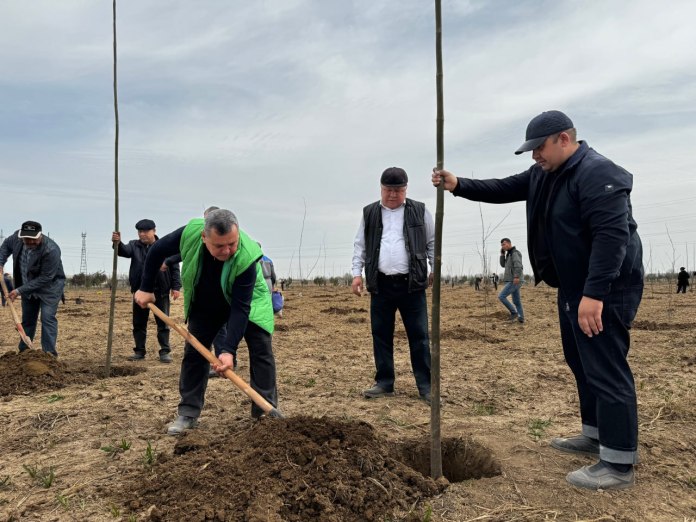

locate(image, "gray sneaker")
[[551, 434, 599, 457], [363, 384, 394, 399], [566, 461, 635, 490], [159, 352, 173, 363], [166, 416, 198, 436]]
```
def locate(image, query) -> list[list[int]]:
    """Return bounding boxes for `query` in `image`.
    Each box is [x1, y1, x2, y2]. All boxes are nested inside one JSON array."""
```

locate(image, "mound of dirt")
[[0, 350, 147, 396], [0, 351, 67, 396], [118, 416, 445, 521]]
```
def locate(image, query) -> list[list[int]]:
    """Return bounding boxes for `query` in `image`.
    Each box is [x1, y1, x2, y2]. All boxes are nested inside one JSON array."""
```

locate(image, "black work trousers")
[[132, 294, 170, 354], [558, 285, 643, 465], [370, 273, 431, 395], [178, 308, 277, 419]]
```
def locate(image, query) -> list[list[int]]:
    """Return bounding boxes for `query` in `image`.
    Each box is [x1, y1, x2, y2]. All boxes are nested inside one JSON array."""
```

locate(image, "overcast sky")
[[2, 0, 695, 279]]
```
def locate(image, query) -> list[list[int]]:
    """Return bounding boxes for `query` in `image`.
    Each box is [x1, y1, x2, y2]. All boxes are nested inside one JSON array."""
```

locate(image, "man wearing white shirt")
[[351, 167, 435, 404]]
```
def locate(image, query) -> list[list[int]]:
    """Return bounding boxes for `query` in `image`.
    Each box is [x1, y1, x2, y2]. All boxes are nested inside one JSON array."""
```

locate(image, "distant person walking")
[[499, 238, 524, 323], [112, 219, 181, 363], [433, 110, 644, 490], [1, 273, 13, 306], [0, 221, 66, 356], [676, 267, 689, 293], [352, 167, 434, 404]]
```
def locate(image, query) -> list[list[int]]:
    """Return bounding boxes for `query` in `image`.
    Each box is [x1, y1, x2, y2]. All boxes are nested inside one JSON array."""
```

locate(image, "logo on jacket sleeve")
[[604, 184, 615, 192]]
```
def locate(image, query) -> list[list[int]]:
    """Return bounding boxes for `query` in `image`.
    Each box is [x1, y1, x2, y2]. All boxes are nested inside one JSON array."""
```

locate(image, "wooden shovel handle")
[[147, 302, 277, 416], [0, 276, 34, 349]]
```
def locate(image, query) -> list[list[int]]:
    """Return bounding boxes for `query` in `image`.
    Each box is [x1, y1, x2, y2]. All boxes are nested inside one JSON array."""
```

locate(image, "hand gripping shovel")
[[0, 276, 34, 349], [147, 303, 284, 418]]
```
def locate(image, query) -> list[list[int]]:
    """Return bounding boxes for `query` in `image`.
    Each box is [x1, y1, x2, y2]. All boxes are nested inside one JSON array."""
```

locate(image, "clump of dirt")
[[633, 320, 692, 331], [320, 306, 368, 314], [0, 350, 147, 396], [0, 351, 67, 396], [440, 325, 504, 343], [118, 416, 445, 521]]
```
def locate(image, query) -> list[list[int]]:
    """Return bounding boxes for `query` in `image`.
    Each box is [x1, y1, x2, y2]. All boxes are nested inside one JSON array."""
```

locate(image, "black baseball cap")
[[135, 219, 156, 231], [18, 221, 42, 239], [515, 110, 574, 155], [380, 167, 408, 187]]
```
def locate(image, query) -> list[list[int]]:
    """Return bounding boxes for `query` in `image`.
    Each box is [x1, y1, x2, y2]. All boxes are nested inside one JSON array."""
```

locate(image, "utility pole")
[[79, 232, 88, 275], [0, 229, 4, 243]]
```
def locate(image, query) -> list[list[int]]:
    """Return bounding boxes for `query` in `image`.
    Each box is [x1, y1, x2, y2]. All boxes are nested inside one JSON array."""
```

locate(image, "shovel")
[[0, 276, 34, 349], [147, 303, 284, 418]]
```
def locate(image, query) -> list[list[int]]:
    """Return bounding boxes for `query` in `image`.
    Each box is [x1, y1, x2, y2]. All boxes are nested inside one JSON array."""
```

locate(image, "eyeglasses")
[[381, 186, 406, 194]]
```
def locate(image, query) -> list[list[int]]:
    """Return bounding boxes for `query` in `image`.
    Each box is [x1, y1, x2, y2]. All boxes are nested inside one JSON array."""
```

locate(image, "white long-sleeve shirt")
[[352, 202, 435, 277]]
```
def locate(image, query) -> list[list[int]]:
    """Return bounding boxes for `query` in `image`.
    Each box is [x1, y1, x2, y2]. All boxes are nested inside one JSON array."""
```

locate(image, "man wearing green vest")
[[134, 209, 278, 434]]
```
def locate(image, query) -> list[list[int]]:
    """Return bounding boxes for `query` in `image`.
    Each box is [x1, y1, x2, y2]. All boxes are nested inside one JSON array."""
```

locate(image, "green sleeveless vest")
[[179, 218, 274, 334]]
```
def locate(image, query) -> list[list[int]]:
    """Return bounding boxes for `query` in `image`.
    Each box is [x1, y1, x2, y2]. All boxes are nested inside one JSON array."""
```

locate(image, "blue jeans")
[[370, 274, 431, 395], [498, 281, 523, 320], [20, 294, 61, 355]]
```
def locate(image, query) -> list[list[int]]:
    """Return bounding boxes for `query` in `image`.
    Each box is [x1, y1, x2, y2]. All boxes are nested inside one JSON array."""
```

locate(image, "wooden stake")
[[105, 0, 120, 378], [430, 0, 445, 480]]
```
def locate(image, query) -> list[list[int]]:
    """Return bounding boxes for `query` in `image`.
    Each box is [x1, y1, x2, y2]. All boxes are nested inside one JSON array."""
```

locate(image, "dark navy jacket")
[[0, 231, 66, 300], [115, 237, 181, 295], [453, 142, 643, 300]]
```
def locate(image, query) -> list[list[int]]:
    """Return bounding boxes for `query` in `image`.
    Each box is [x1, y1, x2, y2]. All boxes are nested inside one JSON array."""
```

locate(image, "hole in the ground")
[[393, 436, 501, 482]]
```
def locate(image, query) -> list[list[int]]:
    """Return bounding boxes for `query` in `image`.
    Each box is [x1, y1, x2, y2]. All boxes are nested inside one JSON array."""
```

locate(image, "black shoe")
[[159, 352, 172, 363], [420, 392, 432, 406], [128, 352, 146, 361], [363, 384, 394, 399]]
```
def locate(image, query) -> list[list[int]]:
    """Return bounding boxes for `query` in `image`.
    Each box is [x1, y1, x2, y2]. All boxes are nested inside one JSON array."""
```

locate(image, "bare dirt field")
[[0, 283, 694, 521]]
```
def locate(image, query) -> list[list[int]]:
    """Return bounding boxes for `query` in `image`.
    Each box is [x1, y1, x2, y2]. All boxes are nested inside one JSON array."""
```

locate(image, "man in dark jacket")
[[112, 219, 181, 362], [676, 267, 689, 293], [499, 238, 524, 323], [433, 110, 643, 490], [0, 221, 66, 356], [352, 167, 435, 404]]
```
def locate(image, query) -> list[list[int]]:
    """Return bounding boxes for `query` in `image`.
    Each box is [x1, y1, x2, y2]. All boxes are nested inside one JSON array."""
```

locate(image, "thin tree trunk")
[[430, 0, 444, 480], [106, 0, 120, 377]]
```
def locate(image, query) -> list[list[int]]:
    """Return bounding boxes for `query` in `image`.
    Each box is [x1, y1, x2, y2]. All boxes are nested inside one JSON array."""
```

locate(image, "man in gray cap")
[[0, 221, 66, 356], [432, 111, 644, 490], [352, 167, 435, 405], [112, 220, 181, 362]]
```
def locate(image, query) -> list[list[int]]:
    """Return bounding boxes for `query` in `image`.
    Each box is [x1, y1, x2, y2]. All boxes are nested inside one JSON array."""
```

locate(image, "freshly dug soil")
[[118, 416, 446, 522]]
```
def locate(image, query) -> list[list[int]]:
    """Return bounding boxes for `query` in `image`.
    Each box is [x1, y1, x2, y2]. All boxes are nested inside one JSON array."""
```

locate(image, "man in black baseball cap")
[[112, 220, 181, 362], [0, 220, 66, 357], [432, 111, 644, 490], [514, 110, 574, 155], [18, 220, 43, 239]]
